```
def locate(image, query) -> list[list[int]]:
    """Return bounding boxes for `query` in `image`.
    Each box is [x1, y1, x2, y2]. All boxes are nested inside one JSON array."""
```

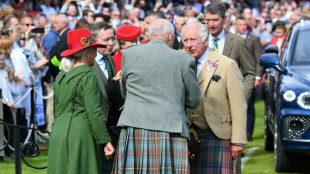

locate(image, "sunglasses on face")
[[22, 23, 35, 27]]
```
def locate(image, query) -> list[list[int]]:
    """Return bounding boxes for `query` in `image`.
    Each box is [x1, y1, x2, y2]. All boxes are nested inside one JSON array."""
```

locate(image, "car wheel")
[[274, 125, 299, 172], [264, 114, 273, 151]]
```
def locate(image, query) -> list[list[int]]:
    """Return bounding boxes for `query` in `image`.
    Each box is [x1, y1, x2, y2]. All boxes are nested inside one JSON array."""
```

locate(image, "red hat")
[[61, 28, 106, 57], [116, 25, 141, 41]]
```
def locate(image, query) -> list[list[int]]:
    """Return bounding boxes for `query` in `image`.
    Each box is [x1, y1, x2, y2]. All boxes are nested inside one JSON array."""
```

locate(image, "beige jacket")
[[187, 51, 247, 144]]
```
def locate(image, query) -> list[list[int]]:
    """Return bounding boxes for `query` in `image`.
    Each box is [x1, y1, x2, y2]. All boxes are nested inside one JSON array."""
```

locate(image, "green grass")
[[0, 100, 305, 173], [0, 150, 48, 174]]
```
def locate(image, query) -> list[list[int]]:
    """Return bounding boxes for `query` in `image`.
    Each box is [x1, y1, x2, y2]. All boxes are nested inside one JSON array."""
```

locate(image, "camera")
[[32, 28, 44, 33]]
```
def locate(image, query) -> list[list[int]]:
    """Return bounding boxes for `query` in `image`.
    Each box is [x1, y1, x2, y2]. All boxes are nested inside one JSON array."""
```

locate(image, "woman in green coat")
[[48, 28, 114, 174]]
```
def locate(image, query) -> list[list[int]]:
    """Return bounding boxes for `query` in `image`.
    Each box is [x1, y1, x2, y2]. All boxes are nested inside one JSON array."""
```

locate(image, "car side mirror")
[[260, 53, 287, 74], [265, 45, 278, 54]]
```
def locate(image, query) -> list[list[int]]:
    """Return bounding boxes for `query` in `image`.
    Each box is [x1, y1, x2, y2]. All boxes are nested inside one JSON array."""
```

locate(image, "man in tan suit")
[[183, 21, 247, 174], [205, 3, 254, 173], [236, 16, 264, 141]]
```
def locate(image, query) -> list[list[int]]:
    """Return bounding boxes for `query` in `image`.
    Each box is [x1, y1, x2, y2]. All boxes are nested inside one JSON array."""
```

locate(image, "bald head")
[[149, 19, 174, 47]]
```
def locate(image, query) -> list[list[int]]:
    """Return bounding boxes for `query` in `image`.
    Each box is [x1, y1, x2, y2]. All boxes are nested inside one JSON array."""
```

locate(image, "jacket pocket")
[[221, 114, 231, 122]]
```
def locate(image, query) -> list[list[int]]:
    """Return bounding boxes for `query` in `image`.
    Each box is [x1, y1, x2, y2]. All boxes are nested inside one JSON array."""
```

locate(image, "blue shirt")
[[42, 29, 59, 54], [95, 52, 109, 79]]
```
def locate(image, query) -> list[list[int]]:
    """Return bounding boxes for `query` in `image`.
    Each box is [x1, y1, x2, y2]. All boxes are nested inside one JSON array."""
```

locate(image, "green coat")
[[48, 65, 111, 174]]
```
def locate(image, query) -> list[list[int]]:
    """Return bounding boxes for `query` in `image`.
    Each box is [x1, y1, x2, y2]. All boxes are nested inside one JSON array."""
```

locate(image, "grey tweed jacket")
[[118, 39, 201, 139]]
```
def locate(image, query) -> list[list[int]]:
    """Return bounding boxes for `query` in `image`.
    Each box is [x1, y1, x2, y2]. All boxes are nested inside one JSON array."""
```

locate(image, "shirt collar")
[[239, 31, 248, 38], [59, 27, 69, 36], [210, 29, 225, 41], [197, 48, 209, 65], [95, 51, 104, 62]]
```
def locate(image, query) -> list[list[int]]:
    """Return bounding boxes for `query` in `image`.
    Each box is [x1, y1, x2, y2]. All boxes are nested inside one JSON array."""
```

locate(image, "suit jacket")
[[246, 33, 264, 77], [223, 31, 255, 101], [48, 29, 69, 80], [187, 51, 247, 144], [118, 39, 201, 139], [91, 55, 116, 122]]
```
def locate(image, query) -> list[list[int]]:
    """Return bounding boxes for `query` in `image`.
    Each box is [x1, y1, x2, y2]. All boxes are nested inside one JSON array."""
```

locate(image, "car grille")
[[283, 116, 310, 139]]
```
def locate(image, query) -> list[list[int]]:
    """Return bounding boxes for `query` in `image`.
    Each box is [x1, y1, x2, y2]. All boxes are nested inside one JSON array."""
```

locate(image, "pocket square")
[[212, 75, 221, 82]]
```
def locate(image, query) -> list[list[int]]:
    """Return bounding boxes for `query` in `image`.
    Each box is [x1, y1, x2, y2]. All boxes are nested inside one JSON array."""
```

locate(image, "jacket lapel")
[[222, 30, 233, 57], [198, 51, 219, 95], [93, 61, 109, 89], [107, 55, 116, 76]]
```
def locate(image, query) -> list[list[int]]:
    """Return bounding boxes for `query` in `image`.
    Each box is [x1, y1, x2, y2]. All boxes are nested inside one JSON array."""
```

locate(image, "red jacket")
[[112, 50, 122, 73], [270, 34, 287, 50]]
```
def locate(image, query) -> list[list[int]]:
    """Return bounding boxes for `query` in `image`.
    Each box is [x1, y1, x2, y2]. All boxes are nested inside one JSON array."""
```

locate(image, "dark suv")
[[260, 16, 310, 172]]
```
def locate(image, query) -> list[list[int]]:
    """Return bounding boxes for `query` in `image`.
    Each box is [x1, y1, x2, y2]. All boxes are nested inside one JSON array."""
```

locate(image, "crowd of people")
[[0, 0, 308, 173]]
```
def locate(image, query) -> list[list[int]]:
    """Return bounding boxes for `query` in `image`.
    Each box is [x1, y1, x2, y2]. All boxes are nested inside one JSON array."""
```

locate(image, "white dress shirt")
[[0, 70, 13, 105], [209, 29, 226, 55]]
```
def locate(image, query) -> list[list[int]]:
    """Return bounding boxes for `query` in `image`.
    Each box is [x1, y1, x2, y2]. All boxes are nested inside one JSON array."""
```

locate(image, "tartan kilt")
[[112, 127, 189, 174], [190, 129, 233, 174]]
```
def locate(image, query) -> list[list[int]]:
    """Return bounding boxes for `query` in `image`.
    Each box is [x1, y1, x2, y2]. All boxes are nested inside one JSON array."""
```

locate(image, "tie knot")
[[213, 37, 219, 41]]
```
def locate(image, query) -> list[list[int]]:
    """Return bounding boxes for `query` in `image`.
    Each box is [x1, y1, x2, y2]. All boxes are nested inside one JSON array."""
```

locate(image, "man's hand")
[[113, 70, 122, 86], [254, 79, 261, 88], [231, 144, 243, 159], [104, 142, 115, 160]]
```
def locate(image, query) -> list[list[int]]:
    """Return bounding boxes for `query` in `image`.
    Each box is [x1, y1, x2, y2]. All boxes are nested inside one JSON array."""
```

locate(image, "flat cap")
[[116, 25, 141, 41]]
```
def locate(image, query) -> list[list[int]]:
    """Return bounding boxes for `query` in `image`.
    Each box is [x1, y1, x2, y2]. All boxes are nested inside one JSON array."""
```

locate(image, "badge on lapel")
[[212, 75, 221, 82], [207, 61, 218, 71]]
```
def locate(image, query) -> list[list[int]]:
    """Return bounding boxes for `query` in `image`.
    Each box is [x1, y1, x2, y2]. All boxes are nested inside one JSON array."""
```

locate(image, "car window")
[[292, 30, 310, 65], [280, 27, 293, 66]]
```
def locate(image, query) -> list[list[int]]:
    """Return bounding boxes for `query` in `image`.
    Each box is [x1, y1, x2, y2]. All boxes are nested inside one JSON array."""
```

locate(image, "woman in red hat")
[[113, 25, 141, 74], [48, 28, 114, 174]]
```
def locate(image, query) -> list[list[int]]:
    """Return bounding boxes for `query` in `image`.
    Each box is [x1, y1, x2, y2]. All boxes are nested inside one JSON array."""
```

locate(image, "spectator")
[[20, 13, 44, 60], [39, 0, 58, 19], [82, 9, 94, 24], [270, 20, 287, 50], [260, 18, 273, 49], [48, 13, 69, 82]]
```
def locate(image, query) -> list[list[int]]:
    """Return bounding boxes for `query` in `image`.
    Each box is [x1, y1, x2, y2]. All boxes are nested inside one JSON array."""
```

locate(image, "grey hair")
[[60, 47, 91, 72], [60, 57, 75, 72], [204, 2, 226, 19], [181, 21, 209, 42], [149, 19, 174, 38], [58, 13, 69, 24], [89, 22, 113, 41]]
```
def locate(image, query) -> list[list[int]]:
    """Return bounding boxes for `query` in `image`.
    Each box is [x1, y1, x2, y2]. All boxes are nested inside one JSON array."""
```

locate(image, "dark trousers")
[[3, 104, 14, 156], [247, 89, 256, 136], [16, 108, 28, 143]]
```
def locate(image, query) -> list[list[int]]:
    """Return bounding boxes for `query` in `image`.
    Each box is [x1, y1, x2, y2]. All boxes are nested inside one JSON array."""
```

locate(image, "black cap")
[[265, 17, 272, 24], [272, 20, 286, 31]]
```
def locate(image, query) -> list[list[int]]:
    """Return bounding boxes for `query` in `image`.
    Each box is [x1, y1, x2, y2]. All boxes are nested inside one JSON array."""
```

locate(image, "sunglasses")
[[22, 23, 35, 27]]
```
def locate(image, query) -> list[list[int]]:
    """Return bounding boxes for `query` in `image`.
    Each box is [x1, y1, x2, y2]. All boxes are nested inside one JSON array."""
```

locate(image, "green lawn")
[[0, 100, 305, 173]]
